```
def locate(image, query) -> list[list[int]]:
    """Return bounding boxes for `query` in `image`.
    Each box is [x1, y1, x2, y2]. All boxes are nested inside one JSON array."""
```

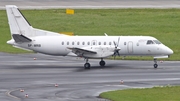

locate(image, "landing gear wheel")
[[153, 58, 158, 68], [154, 64, 158, 68], [99, 61, 105, 67], [84, 63, 90, 69]]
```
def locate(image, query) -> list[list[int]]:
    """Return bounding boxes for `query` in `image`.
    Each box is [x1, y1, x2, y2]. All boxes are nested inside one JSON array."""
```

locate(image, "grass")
[[0, 9, 180, 60], [100, 86, 180, 101]]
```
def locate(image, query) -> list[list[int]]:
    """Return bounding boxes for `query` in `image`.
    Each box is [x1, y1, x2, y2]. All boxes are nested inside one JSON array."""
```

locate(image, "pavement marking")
[[5, 89, 21, 100]]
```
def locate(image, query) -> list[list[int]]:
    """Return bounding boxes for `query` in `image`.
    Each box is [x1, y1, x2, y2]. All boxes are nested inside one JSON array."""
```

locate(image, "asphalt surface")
[[0, 52, 180, 101], [1, 0, 180, 100], [1, 0, 180, 9]]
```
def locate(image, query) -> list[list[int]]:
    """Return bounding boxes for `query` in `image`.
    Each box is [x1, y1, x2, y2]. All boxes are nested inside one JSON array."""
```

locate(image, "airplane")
[[5, 5, 173, 69]]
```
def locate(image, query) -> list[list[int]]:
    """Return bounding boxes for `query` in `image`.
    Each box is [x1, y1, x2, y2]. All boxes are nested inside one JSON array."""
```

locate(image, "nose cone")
[[167, 48, 173, 55], [165, 46, 173, 55]]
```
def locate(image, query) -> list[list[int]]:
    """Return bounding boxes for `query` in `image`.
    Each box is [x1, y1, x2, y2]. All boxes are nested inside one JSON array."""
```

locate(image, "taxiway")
[[1, 1, 180, 100], [0, 52, 180, 101]]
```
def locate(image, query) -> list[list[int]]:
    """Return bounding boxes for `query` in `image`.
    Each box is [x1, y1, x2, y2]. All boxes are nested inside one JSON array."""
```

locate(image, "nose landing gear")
[[154, 58, 158, 68]]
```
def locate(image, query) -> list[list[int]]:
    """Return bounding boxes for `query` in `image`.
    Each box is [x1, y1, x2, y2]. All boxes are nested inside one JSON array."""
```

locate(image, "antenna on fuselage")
[[104, 33, 108, 36]]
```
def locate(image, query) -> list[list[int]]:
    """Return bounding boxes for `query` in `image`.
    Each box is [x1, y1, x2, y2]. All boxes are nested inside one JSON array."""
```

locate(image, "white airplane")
[[6, 5, 173, 69]]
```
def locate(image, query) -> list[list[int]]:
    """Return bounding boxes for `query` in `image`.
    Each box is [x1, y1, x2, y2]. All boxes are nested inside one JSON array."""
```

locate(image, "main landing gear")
[[84, 58, 106, 69], [99, 58, 105, 67], [154, 58, 158, 68], [84, 58, 90, 69]]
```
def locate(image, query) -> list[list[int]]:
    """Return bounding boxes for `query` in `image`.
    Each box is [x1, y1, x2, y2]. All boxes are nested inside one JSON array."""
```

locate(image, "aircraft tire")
[[84, 63, 90, 69], [99, 61, 105, 67], [154, 64, 158, 68]]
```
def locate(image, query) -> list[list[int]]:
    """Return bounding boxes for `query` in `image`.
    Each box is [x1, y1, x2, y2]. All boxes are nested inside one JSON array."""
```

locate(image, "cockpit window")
[[153, 40, 162, 44], [147, 40, 154, 45]]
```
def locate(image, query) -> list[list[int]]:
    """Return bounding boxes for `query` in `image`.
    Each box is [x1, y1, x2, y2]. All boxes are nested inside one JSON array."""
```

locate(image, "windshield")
[[153, 40, 162, 44], [147, 40, 154, 45]]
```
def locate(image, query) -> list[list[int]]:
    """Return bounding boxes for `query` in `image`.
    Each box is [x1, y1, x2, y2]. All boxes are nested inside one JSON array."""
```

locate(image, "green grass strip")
[[100, 86, 180, 101], [0, 9, 179, 60]]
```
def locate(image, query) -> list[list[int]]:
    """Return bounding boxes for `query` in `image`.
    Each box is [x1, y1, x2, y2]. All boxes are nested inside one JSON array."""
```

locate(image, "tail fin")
[[6, 5, 34, 42], [6, 5, 66, 43]]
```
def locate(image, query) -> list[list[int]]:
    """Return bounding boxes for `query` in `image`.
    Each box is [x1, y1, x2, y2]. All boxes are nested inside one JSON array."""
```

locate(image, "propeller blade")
[[117, 37, 120, 47], [117, 51, 120, 56], [113, 37, 121, 59], [113, 41, 117, 48]]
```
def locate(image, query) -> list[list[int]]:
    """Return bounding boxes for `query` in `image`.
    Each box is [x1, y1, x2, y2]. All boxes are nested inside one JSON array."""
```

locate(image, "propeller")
[[113, 37, 121, 59]]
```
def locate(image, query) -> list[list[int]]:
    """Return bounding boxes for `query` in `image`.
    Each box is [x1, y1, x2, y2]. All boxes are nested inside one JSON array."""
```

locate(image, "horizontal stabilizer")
[[12, 34, 32, 42], [13, 46, 32, 51]]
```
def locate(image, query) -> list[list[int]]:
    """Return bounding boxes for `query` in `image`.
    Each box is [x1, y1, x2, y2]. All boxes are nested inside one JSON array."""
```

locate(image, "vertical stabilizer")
[[6, 5, 34, 38]]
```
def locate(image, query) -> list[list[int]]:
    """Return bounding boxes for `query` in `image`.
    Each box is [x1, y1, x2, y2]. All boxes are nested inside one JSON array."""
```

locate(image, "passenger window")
[[147, 40, 154, 45], [82, 42, 85, 45], [104, 42, 106, 45], [109, 42, 111, 45], [77, 42, 80, 45], [99, 42, 101, 45], [72, 42, 74, 45], [62, 42, 64, 45], [88, 42, 90, 45], [124, 42, 126, 45], [67, 42, 69, 45], [137, 43, 139, 46], [93, 42, 95, 45]]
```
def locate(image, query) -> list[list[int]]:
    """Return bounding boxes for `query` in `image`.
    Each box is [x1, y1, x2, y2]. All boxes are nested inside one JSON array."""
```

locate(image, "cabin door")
[[128, 41, 133, 53]]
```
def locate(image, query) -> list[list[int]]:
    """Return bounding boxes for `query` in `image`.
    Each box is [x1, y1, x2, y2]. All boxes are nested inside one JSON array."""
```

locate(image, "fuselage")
[[9, 36, 173, 58], [5, 5, 174, 69]]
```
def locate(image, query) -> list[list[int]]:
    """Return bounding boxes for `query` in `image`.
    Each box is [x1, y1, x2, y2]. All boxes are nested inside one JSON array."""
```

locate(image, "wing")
[[67, 46, 116, 58], [67, 47, 97, 57]]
